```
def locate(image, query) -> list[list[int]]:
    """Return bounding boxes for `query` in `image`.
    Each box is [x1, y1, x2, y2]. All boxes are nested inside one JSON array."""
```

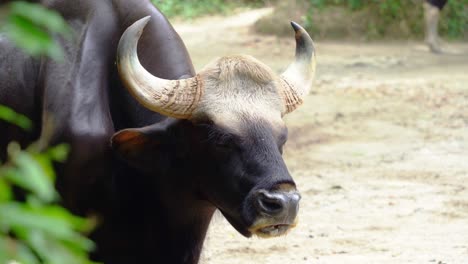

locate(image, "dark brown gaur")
[[0, 1, 317, 263]]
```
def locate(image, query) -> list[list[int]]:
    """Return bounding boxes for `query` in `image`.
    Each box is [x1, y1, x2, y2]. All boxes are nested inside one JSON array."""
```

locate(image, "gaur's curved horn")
[[117, 16, 203, 119], [279, 21, 316, 115]]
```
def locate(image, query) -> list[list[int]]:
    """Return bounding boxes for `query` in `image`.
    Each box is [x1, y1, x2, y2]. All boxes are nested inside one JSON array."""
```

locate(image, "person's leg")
[[423, 0, 448, 53]]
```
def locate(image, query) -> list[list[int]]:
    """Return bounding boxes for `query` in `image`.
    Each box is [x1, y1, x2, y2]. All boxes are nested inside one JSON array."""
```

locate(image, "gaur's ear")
[[110, 119, 177, 168], [111, 128, 156, 162]]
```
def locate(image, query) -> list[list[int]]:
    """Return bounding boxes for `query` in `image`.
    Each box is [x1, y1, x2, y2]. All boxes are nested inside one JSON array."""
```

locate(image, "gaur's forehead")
[[193, 55, 286, 120], [210, 108, 286, 138], [191, 54, 288, 136], [208, 55, 277, 85]]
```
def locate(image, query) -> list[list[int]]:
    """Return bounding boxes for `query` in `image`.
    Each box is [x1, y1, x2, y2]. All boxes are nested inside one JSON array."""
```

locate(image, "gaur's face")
[[188, 112, 300, 237]]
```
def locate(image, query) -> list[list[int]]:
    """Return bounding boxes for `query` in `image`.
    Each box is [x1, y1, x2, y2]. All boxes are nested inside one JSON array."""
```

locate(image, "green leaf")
[[0, 1, 71, 60], [32, 153, 56, 182], [9, 1, 71, 36], [18, 229, 98, 264], [4, 14, 63, 60], [0, 105, 33, 131], [0, 178, 12, 203], [5, 151, 57, 203], [0, 236, 40, 264], [46, 144, 70, 162], [3, 204, 98, 264], [28, 204, 96, 234], [0, 203, 95, 250]]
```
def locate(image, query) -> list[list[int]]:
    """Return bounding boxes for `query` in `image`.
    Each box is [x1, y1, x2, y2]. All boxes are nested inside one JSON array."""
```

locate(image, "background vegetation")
[[145, 0, 468, 40], [151, 0, 267, 19], [253, 0, 468, 40]]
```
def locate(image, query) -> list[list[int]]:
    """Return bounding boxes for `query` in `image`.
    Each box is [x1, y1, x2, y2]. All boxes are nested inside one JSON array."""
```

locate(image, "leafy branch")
[[0, 1, 71, 60], [0, 2, 98, 263]]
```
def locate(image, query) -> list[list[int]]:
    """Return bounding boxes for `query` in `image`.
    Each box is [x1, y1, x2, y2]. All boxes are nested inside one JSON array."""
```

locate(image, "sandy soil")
[[173, 8, 468, 264]]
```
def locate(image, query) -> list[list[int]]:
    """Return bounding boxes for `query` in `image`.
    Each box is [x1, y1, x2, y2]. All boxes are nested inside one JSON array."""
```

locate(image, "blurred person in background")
[[423, 0, 448, 53]]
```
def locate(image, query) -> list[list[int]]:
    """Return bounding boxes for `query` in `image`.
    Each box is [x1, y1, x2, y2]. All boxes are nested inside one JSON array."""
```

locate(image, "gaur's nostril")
[[253, 189, 301, 217], [257, 193, 284, 214]]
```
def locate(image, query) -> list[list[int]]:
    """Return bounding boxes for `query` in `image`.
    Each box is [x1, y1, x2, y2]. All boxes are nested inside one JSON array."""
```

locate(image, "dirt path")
[[173, 8, 468, 264]]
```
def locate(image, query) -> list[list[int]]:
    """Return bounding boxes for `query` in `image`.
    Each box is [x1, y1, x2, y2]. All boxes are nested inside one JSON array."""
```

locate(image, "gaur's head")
[[111, 16, 316, 238]]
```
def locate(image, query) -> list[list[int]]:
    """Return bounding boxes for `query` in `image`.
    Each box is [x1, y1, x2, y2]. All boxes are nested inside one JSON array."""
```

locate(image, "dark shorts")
[[427, 0, 448, 10]]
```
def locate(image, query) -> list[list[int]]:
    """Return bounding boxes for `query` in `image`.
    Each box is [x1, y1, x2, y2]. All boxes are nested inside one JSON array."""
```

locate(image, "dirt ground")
[[173, 8, 468, 264]]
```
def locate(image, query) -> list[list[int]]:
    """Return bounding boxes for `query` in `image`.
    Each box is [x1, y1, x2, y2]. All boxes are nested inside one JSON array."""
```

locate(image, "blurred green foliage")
[[305, 0, 468, 40], [0, 1, 71, 60], [0, 105, 33, 131], [152, 0, 233, 18], [1, 2, 97, 263], [443, 0, 468, 38], [151, 0, 266, 19], [0, 141, 97, 264]]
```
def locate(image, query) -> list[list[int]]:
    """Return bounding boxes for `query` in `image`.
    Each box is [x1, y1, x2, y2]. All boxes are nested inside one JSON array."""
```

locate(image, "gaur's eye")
[[215, 141, 233, 150], [279, 143, 285, 154], [278, 130, 288, 154], [214, 135, 235, 151], [199, 122, 238, 151], [279, 135, 287, 147]]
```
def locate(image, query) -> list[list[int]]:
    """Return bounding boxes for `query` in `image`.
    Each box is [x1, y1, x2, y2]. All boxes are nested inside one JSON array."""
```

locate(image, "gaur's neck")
[[159, 203, 216, 264], [95, 161, 216, 264], [93, 199, 215, 264], [152, 168, 216, 263], [94, 188, 216, 264]]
